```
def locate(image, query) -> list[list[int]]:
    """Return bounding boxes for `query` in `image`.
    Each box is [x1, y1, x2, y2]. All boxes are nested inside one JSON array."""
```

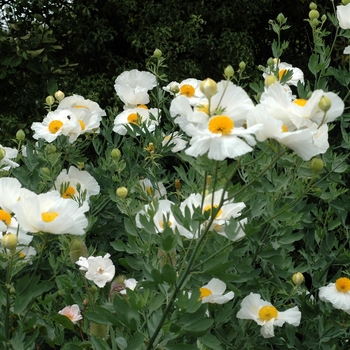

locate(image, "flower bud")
[[116, 186, 128, 199], [311, 18, 320, 27], [41, 167, 51, 177], [16, 129, 25, 141], [318, 95, 332, 112], [45, 144, 57, 154], [239, 61, 246, 71], [90, 322, 109, 339], [277, 13, 285, 24], [309, 2, 317, 10], [0, 148, 6, 161], [170, 85, 180, 94], [54, 90, 65, 102], [310, 157, 324, 172], [342, 0, 350, 5], [110, 148, 121, 160], [45, 95, 55, 106], [224, 65, 234, 78], [153, 48, 162, 58], [2, 233, 18, 252], [175, 179, 181, 190], [69, 237, 88, 263], [267, 57, 275, 66], [292, 272, 304, 286], [265, 75, 278, 87], [309, 9, 320, 20], [200, 78, 218, 99], [321, 14, 327, 22]]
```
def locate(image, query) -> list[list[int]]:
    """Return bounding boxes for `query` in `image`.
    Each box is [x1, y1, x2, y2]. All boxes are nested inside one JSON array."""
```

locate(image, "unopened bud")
[[16, 129, 25, 141], [111, 148, 121, 160], [41, 167, 51, 177], [90, 322, 109, 339], [0, 148, 6, 161], [45, 144, 57, 154], [224, 65, 234, 78], [116, 186, 128, 199], [342, 0, 350, 5], [318, 95, 332, 112], [45, 95, 55, 106], [170, 85, 180, 94], [2, 233, 18, 252], [239, 61, 246, 71], [200, 78, 218, 99], [206, 175, 212, 187], [309, 2, 317, 10], [267, 58, 275, 66], [310, 157, 324, 172], [321, 14, 327, 22], [69, 237, 88, 263], [292, 272, 304, 286], [265, 75, 278, 87], [277, 13, 285, 24], [153, 48, 162, 58], [54, 90, 65, 102], [175, 179, 181, 190], [309, 9, 320, 20], [311, 18, 320, 27]]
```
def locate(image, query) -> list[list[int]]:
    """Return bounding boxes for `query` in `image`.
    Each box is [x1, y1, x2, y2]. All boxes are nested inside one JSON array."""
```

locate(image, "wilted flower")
[[58, 304, 83, 324], [199, 278, 234, 304], [236, 293, 301, 338]]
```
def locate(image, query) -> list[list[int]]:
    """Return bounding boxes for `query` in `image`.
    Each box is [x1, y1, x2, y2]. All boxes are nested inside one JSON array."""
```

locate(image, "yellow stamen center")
[[19, 251, 25, 259], [282, 125, 288, 132], [137, 104, 148, 109], [48, 120, 63, 134], [79, 120, 85, 130], [0, 209, 11, 226], [293, 99, 307, 107], [208, 116, 234, 135], [259, 305, 278, 321], [41, 211, 59, 223], [335, 277, 350, 293], [278, 69, 291, 81], [98, 267, 104, 274], [199, 287, 212, 300], [62, 186, 76, 199], [145, 187, 153, 196], [180, 84, 195, 97], [127, 113, 139, 124], [203, 204, 223, 218], [159, 220, 172, 229]]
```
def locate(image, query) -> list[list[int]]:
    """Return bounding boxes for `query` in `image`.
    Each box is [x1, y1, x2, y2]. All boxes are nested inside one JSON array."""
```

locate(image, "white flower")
[[138, 178, 166, 199], [263, 61, 304, 87], [344, 45, 350, 55], [113, 107, 159, 135], [77, 253, 115, 288], [58, 304, 83, 324], [319, 277, 350, 314], [162, 132, 187, 152], [0, 146, 19, 170], [199, 278, 234, 304], [337, 3, 350, 30], [236, 293, 301, 338], [17, 245, 36, 264], [13, 190, 89, 235], [114, 69, 157, 108], [31, 109, 78, 143], [54, 166, 100, 201], [120, 278, 138, 295]]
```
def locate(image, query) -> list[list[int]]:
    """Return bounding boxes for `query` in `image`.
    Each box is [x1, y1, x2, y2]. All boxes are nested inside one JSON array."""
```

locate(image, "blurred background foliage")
[[0, 0, 338, 143]]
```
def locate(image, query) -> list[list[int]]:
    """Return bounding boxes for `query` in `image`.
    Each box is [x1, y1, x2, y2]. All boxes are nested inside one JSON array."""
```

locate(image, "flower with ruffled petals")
[[58, 304, 83, 324], [199, 278, 234, 304]]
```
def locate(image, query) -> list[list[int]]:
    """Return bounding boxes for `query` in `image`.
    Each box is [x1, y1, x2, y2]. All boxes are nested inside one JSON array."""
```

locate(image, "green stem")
[[4, 251, 14, 342]]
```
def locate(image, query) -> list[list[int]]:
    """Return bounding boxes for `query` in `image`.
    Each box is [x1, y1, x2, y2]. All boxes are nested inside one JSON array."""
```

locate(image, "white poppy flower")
[[162, 132, 187, 153], [120, 278, 138, 295], [199, 278, 234, 304], [344, 45, 350, 55], [58, 304, 83, 324], [319, 277, 350, 314], [0, 146, 19, 170], [236, 293, 301, 338], [337, 3, 350, 29]]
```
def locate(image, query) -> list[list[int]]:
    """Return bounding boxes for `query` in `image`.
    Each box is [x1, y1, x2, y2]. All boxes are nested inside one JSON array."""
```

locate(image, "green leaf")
[[52, 314, 75, 331], [126, 332, 145, 350], [47, 77, 58, 95], [162, 264, 176, 284], [165, 345, 198, 350], [198, 333, 223, 350]]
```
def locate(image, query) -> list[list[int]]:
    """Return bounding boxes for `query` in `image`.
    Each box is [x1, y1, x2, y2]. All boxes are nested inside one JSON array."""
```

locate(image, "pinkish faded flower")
[[58, 304, 83, 324]]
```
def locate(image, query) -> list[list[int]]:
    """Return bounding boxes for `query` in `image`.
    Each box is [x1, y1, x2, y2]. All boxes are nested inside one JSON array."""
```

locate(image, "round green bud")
[[54, 90, 65, 102], [200, 78, 218, 98], [321, 14, 327, 22], [292, 272, 304, 286], [277, 13, 285, 23], [0, 148, 6, 161], [309, 9, 320, 20], [342, 0, 350, 5], [45, 144, 57, 154], [309, 2, 317, 10], [90, 285, 98, 294], [16, 129, 25, 141], [116, 186, 128, 199], [239, 61, 246, 71], [69, 237, 88, 263], [267, 57, 275, 66], [153, 48, 162, 58], [9, 286, 16, 295], [111, 148, 121, 160], [45, 95, 55, 106], [318, 95, 332, 112], [2, 233, 18, 252], [265, 75, 278, 87], [310, 157, 324, 172], [224, 65, 234, 78], [41, 167, 51, 176], [311, 18, 320, 27]]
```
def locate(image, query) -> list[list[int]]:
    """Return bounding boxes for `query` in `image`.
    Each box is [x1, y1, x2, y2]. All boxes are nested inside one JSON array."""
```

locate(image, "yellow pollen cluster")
[[127, 113, 139, 124], [98, 267, 104, 275], [48, 120, 63, 134], [335, 277, 350, 293], [41, 211, 59, 223], [180, 84, 195, 97], [293, 99, 307, 107], [62, 186, 76, 199], [208, 116, 234, 135], [145, 187, 153, 196], [203, 204, 223, 219], [19, 251, 25, 259], [0, 209, 11, 226], [278, 69, 292, 81], [281, 125, 288, 132], [199, 287, 212, 300], [137, 104, 148, 109], [259, 305, 278, 321], [159, 220, 172, 229], [79, 120, 85, 131]]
